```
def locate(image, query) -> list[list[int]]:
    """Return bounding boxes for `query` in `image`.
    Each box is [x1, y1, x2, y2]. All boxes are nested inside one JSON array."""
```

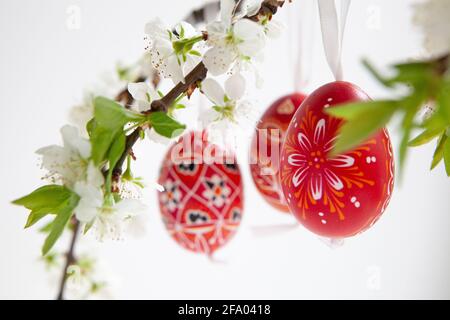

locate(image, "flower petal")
[[87, 162, 104, 188], [265, 20, 284, 39], [203, 46, 236, 76], [225, 73, 246, 101], [144, 18, 169, 40], [313, 119, 326, 145], [234, 19, 266, 56], [310, 173, 323, 201], [128, 82, 150, 102], [220, 0, 235, 23], [324, 168, 344, 191], [329, 155, 355, 168], [115, 199, 147, 217], [175, 21, 197, 38], [202, 78, 226, 105], [288, 153, 306, 167], [243, 0, 264, 17], [61, 125, 91, 159], [297, 132, 312, 152], [292, 166, 309, 187]]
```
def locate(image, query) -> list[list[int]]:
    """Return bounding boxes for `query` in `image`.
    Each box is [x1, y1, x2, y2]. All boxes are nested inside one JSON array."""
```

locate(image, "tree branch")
[[56, 219, 80, 300], [111, 0, 287, 183]]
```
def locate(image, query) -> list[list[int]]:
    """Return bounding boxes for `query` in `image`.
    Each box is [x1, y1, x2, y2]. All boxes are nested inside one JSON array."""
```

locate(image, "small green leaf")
[[189, 50, 202, 57], [108, 131, 126, 171], [362, 59, 393, 88], [25, 209, 53, 228], [90, 126, 117, 165], [39, 221, 54, 233], [86, 118, 97, 137], [104, 130, 126, 192], [408, 128, 444, 147], [94, 97, 143, 129], [329, 102, 397, 155], [148, 112, 186, 138], [431, 133, 447, 170], [42, 192, 80, 256], [398, 106, 417, 176], [139, 129, 146, 140], [13, 185, 74, 211], [443, 135, 450, 176]]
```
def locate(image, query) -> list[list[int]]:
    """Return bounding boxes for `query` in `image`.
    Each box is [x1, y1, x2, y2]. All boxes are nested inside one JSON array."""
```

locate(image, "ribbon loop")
[[318, 0, 351, 81]]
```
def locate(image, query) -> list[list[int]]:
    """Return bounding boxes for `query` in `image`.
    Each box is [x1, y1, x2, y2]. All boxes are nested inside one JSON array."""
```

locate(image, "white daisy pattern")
[[202, 174, 231, 208]]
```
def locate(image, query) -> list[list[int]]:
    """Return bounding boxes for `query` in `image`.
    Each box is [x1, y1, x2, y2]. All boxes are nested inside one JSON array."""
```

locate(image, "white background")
[[0, 0, 449, 299]]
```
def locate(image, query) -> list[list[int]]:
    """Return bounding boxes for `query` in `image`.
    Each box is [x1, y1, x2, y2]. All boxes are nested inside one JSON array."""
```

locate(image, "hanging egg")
[[280, 82, 394, 238], [157, 131, 244, 255], [249, 93, 307, 212]]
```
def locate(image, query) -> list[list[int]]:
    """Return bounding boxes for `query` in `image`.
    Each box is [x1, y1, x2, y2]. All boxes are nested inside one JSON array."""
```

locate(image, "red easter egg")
[[249, 93, 307, 212], [157, 131, 244, 255], [280, 81, 394, 238]]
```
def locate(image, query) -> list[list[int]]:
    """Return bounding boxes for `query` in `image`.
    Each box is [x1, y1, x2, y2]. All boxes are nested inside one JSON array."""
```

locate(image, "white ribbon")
[[288, 0, 316, 91], [318, 0, 351, 81]]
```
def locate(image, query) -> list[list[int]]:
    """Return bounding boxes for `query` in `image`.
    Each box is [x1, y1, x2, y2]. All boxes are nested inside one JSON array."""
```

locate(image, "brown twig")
[[56, 219, 80, 300]]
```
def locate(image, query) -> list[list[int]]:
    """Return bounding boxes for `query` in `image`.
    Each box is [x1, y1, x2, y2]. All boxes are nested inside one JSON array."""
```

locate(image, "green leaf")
[[108, 131, 126, 171], [39, 221, 54, 233], [329, 101, 397, 155], [362, 59, 393, 88], [443, 135, 450, 176], [42, 192, 80, 256], [431, 133, 448, 170], [437, 78, 450, 122], [189, 50, 202, 57], [391, 61, 432, 86], [408, 128, 444, 147], [398, 106, 417, 176], [148, 112, 186, 138], [326, 100, 397, 120], [25, 209, 53, 228], [104, 130, 126, 192], [86, 118, 97, 137], [90, 126, 117, 165], [91, 97, 144, 165], [94, 97, 143, 129], [13, 185, 74, 211]]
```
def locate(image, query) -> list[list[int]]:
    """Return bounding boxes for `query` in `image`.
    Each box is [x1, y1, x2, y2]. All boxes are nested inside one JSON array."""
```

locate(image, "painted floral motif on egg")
[[249, 93, 307, 212], [280, 82, 395, 238], [157, 131, 244, 255]]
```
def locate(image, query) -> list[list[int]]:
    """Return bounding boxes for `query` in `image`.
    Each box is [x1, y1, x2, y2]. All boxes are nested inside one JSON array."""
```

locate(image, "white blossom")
[[127, 81, 160, 112], [203, 0, 266, 76], [413, 0, 450, 56], [200, 74, 259, 144], [69, 92, 95, 137], [126, 82, 180, 145], [73, 163, 147, 241], [145, 18, 203, 84], [36, 125, 91, 188], [65, 256, 121, 300]]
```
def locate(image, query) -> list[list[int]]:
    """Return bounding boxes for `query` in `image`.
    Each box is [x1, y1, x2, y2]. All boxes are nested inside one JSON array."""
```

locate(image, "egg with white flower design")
[[157, 131, 244, 255], [280, 82, 395, 238], [249, 93, 306, 212]]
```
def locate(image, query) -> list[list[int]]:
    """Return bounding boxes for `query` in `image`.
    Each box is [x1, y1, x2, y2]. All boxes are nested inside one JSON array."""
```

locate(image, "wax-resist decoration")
[[249, 93, 306, 212], [280, 82, 394, 238], [157, 131, 244, 255]]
